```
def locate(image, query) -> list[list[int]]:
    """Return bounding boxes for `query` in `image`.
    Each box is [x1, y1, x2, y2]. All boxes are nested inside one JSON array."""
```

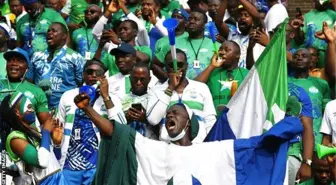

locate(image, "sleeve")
[[36, 88, 49, 113], [16, 19, 22, 42], [154, 18, 168, 36], [138, 46, 153, 61], [127, 13, 150, 46], [200, 84, 217, 133], [146, 87, 171, 125], [61, 0, 71, 15], [320, 102, 332, 135], [74, 54, 85, 86], [106, 95, 127, 124], [26, 54, 36, 81], [298, 87, 313, 118], [92, 15, 108, 41]]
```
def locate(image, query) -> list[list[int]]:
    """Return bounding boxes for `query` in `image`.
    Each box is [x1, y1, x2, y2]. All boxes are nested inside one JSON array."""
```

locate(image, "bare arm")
[[301, 116, 314, 163], [214, 0, 230, 39], [74, 93, 114, 137]]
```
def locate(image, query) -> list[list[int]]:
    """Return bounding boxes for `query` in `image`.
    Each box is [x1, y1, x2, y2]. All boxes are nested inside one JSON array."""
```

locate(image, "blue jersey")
[[26, 46, 85, 109], [64, 108, 99, 170]]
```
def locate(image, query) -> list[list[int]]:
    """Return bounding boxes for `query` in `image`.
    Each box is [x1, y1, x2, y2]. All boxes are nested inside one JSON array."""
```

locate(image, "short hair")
[[84, 59, 107, 72], [191, 9, 208, 23], [227, 40, 241, 55], [121, 19, 138, 31], [131, 62, 150, 76], [52, 22, 68, 34], [165, 48, 187, 63]]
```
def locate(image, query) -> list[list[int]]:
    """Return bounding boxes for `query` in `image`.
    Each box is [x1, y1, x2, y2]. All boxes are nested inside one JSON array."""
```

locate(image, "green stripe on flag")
[[255, 19, 288, 125], [66, 114, 75, 123]]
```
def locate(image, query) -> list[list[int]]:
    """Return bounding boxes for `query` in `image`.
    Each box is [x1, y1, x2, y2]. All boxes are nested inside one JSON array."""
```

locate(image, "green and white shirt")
[[147, 79, 217, 133], [16, 8, 67, 57], [61, 0, 88, 24], [288, 76, 331, 145]]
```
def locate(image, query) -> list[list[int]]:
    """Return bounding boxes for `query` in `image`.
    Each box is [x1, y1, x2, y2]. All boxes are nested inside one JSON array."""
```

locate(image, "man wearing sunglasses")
[[108, 43, 158, 100], [147, 48, 216, 141], [56, 59, 125, 185], [72, 4, 102, 60]]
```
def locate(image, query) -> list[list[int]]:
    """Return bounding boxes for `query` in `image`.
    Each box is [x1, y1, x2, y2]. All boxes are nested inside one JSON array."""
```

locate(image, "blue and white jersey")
[[63, 108, 99, 170], [27, 45, 85, 109]]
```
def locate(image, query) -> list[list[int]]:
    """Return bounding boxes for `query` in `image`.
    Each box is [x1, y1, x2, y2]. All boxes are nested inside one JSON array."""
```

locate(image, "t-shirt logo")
[[309, 86, 319, 94], [189, 91, 198, 99]]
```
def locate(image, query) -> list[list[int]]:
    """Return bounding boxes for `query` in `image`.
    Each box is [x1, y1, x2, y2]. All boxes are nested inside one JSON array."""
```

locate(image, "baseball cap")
[[4, 48, 30, 64], [172, 8, 189, 20], [110, 43, 136, 57]]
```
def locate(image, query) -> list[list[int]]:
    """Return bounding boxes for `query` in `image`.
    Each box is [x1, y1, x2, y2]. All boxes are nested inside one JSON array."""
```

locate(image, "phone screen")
[[132, 103, 143, 111]]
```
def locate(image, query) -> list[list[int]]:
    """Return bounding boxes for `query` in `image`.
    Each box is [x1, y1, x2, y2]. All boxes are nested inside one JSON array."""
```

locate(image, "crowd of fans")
[[0, 0, 335, 184]]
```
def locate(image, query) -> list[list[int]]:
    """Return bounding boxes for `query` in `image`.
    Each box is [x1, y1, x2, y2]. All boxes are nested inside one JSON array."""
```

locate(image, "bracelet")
[[165, 89, 173, 96]]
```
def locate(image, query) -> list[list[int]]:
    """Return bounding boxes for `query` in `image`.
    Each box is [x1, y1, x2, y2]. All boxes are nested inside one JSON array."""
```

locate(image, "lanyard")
[[188, 37, 205, 60], [85, 27, 94, 50]]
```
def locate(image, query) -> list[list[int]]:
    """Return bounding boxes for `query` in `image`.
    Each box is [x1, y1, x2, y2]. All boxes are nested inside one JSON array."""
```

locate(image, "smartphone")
[[296, 7, 302, 17], [132, 103, 143, 111]]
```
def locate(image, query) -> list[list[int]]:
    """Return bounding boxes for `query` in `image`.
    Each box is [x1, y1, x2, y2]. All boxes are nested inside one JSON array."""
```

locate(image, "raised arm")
[[214, 0, 230, 38], [74, 93, 114, 137]]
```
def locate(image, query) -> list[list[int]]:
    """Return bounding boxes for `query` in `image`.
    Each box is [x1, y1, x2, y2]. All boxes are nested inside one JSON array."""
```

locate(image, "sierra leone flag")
[[91, 116, 302, 185], [205, 19, 289, 142]]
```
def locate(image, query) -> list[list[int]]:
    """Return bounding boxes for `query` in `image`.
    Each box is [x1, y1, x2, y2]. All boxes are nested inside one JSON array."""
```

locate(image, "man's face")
[[9, 0, 23, 16], [115, 52, 136, 74], [218, 41, 240, 69], [171, 13, 186, 31], [313, 159, 332, 185], [292, 49, 312, 69], [118, 22, 137, 42], [186, 12, 206, 34], [83, 64, 105, 85], [165, 105, 190, 138], [46, 23, 67, 48], [308, 48, 319, 68], [6, 56, 28, 80], [24, 2, 41, 18], [46, 0, 60, 11], [84, 5, 101, 24], [208, 0, 220, 18], [237, 10, 253, 35], [165, 52, 187, 78], [130, 67, 150, 96], [141, 0, 159, 17]]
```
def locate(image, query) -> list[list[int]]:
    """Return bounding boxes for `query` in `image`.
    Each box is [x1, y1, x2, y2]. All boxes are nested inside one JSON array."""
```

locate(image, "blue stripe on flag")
[[192, 175, 202, 185], [233, 117, 303, 185], [204, 107, 236, 142], [64, 129, 72, 136]]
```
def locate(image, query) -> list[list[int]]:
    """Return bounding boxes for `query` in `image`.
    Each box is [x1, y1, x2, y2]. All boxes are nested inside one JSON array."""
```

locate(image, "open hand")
[[98, 76, 109, 99], [315, 22, 336, 43], [107, 0, 119, 13], [254, 28, 269, 46], [210, 54, 225, 68], [102, 29, 121, 45]]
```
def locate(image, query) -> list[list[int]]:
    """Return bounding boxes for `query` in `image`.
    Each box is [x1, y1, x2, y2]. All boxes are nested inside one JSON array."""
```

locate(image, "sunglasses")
[[85, 68, 105, 76], [167, 62, 184, 69], [84, 10, 97, 14]]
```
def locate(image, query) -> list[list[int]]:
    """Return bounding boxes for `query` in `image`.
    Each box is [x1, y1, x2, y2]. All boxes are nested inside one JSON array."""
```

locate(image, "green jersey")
[[102, 45, 152, 76], [72, 27, 98, 59], [0, 52, 6, 80], [61, 0, 88, 24], [207, 67, 248, 115], [0, 1, 10, 15], [157, 35, 220, 79], [303, 9, 336, 67], [161, 1, 180, 16], [299, 178, 334, 185], [0, 80, 49, 113], [16, 8, 67, 57], [288, 76, 331, 145], [155, 32, 188, 63]]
